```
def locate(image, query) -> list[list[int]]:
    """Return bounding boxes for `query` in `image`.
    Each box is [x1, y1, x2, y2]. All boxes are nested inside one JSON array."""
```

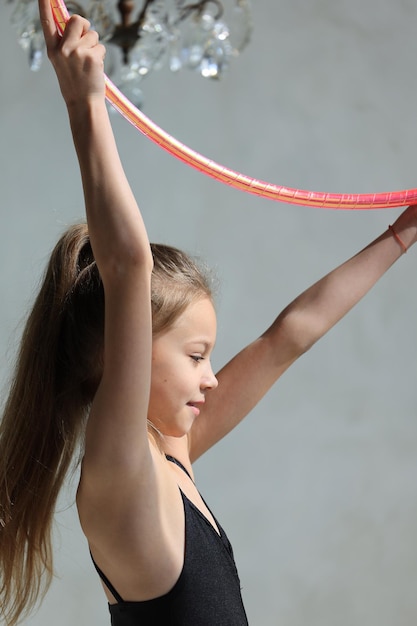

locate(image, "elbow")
[[121, 244, 154, 275], [265, 309, 323, 362], [101, 244, 154, 283]]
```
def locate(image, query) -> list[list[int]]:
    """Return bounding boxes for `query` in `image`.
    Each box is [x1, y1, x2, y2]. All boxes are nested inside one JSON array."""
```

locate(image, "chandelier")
[[10, 0, 252, 107]]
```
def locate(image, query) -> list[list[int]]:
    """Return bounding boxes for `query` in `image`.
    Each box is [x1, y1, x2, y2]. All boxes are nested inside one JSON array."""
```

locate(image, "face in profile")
[[148, 297, 218, 437]]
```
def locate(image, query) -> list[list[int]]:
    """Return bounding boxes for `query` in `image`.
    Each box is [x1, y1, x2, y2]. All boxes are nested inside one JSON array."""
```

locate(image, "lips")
[[187, 402, 203, 417]]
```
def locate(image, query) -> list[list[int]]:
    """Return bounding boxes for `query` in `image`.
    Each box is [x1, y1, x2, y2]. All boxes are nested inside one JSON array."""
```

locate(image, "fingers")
[[38, 0, 57, 44], [38, 0, 96, 51], [61, 15, 94, 52]]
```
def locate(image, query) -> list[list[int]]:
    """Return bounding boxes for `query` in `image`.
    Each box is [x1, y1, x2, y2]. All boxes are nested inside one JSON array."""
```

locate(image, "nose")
[[201, 362, 218, 391]]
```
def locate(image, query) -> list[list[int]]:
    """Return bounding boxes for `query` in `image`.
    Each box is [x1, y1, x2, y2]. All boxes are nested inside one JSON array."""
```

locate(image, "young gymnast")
[[0, 2, 416, 624]]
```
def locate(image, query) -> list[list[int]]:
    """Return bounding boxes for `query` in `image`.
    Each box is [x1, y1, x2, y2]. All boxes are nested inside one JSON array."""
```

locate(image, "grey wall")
[[1, 1, 417, 624]]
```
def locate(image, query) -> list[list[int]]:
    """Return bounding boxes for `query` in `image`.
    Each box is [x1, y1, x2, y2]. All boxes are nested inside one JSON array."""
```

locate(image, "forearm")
[[40, 10, 152, 280], [267, 207, 417, 356], [68, 99, 152, 279]]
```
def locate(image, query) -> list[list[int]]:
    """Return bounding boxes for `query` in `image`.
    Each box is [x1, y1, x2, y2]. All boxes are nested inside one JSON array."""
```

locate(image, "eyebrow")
[[186, 339, 215, 351]]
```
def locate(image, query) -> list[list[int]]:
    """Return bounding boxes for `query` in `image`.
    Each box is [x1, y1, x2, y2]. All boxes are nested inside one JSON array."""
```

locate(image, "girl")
[[1, 2, 416, 624]]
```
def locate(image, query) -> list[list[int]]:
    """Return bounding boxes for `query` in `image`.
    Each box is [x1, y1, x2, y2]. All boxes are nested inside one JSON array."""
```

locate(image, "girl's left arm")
[[189, 205, 417, 461]]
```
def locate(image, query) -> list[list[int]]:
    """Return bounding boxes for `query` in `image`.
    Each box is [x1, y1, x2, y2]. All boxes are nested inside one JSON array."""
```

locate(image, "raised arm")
[[190, 206, 417, 461], [39, 0, 155, 483], [38, 4, 195, 604]]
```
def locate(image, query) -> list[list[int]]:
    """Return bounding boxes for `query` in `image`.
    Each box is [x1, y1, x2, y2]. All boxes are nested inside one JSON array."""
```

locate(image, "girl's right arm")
[[39, 2, 156, 494]]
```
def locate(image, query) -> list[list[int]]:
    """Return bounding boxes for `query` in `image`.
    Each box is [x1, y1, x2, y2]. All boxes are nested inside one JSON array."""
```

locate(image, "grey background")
[[1, 0, 417, 624]]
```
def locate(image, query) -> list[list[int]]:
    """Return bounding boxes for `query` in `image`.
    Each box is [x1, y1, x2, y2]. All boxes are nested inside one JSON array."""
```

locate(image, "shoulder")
[[76, 439, 187, 600], [76, 439, 183, 551]]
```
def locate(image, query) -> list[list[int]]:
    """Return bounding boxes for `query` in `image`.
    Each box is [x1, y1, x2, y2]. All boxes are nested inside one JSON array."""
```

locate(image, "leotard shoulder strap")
[[165, 454, 194, 482]]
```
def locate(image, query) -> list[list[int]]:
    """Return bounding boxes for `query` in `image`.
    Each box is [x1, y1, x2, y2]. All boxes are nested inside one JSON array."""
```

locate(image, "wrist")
[[390, 205, 417, 252], [67, 97, 110, 137], [388, 224, 408, 254], [66, 94, 106, 117]]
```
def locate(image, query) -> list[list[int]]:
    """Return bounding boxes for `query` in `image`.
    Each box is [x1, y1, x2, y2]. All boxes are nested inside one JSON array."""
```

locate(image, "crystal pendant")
[[11, 0, 46, 70], [11, 1, 39, 52], [199, 22, 232, 78], [180, 11, 210, 69], [132, 0, 171, 75], [87, 0, 116, 40], [168, 28, 183, 72], [228, 0, 252, 54], [115, 64, 144, 109], [180, 3, 233, 78], [29, 30, 44, 71]]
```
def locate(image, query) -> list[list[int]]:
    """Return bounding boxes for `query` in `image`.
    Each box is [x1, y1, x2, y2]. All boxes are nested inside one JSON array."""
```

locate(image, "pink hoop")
[[51, 0, 417, 210]]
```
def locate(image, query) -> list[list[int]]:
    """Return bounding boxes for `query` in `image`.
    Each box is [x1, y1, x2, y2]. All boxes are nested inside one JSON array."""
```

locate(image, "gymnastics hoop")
[[51, 0, 417, 210]]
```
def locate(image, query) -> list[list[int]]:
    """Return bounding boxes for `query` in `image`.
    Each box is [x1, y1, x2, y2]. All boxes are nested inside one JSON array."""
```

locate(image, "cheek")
[[150, 361, 176, 401], [151, 362, 169, 387], [151, 352, 165, 380], [150, 375, 166, 398]]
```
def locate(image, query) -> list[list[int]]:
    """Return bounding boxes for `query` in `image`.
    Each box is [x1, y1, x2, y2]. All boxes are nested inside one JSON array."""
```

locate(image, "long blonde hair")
[[0, 223, 213, 625]]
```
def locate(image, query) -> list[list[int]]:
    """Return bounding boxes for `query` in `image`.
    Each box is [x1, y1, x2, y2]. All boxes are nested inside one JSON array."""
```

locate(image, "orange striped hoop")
[[51, 0, 417, 210]]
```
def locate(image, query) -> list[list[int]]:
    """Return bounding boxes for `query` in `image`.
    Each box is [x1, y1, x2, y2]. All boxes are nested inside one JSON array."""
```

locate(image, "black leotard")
[[92, 455, 249, 625]]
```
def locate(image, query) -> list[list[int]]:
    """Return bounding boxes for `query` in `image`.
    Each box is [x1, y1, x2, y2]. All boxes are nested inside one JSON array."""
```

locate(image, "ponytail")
[[0, 223, 104, 625]]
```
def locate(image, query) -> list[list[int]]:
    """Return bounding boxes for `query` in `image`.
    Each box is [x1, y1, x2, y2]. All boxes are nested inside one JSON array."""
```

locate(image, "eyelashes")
[[190, 355, 205, 363]]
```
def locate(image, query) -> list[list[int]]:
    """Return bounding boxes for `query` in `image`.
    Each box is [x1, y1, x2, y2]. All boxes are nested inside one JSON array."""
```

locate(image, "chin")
[[151, 422, 191, 439], [166, 424, 192, 438], [150, 411, 194, 439]]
